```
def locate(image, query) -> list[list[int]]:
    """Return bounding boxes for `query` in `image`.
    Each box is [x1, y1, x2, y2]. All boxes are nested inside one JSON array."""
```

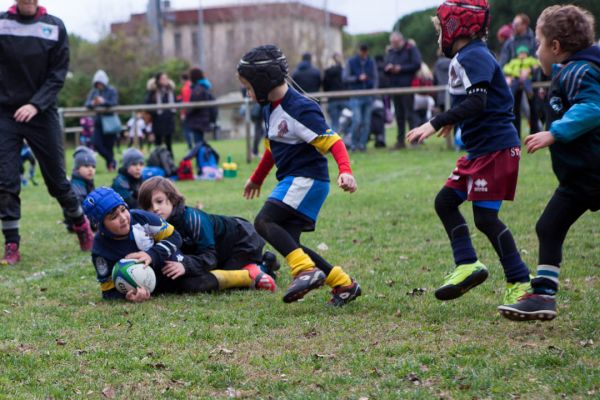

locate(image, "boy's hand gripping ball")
[[112, 258, 157, 294]]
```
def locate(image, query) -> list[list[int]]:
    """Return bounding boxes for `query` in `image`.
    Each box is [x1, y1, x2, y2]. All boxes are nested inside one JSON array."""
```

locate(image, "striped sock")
[[531, 264, 559, 296]]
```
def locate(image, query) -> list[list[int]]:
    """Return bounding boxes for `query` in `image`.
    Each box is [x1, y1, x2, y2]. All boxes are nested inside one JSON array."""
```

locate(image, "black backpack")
[[147, 146, 177, 176]]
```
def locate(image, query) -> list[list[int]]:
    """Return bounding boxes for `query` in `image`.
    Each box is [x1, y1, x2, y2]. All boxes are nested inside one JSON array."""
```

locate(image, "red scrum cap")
[[437, 0, 490, 57]]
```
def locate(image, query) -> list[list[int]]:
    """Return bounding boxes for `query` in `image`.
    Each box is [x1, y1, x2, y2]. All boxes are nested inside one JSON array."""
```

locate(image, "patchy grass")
[[1, 131, 599, 399]]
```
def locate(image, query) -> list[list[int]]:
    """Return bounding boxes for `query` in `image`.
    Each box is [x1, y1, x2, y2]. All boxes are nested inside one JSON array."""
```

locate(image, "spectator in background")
[[499, 14, 539, 137], [85, 70, 119, 171], [412, 63, 435, 127], [384, 32, 422, 149], [79, 116, 94, 149], [178, 73, 194, 149], [186, 68, 216, 146], [503, 45, 540, 137], [322, 53, 347, 133], [146, 72, 176, 157], [432, 50, 451, 113], [498, 14, 537, 67], [291, 52, 322, 93], [344, 43, 378, 152], [496, 24, 514, 54], [126, 111, 148, 148]]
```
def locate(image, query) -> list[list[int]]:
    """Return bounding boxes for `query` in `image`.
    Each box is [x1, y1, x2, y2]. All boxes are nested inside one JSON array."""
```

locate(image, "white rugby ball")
[[112, 258, 156, 294]]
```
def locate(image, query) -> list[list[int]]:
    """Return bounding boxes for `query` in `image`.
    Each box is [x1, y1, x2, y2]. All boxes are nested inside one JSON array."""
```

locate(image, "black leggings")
[[434, 187, 522, 262], [254, 201, 333, 275], [155, 271, 219, 294], [536, 190, 588, 268]]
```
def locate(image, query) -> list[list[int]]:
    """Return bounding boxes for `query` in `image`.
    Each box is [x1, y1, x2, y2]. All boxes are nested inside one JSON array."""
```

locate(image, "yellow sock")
[[210, 270, 252, 290], [324, 266, 352, 288], [285, 248, 316, 277]]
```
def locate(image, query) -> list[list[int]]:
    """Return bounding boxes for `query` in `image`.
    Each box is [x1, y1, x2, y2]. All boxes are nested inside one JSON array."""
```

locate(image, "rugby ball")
[[112, 258, 156, 294]]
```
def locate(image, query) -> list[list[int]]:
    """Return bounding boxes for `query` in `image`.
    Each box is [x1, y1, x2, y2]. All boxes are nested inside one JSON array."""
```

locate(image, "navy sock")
[[500, 252, 530, 283], [450, 225, 477, 266], [473, 207, 529, 283]]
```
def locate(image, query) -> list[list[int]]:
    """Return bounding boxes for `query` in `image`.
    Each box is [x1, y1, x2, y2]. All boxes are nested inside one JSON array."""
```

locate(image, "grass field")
[[1, 132, 599, 399]]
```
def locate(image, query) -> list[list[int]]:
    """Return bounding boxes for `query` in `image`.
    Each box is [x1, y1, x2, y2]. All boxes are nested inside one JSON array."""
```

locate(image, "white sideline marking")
[[0, 260, 84, 288]]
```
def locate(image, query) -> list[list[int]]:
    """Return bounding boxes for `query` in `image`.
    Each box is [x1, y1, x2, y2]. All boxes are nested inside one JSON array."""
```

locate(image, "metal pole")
[[157, 0, 163, 58], [197, 0, 205, 69], [324, 0, 330, 62], [131, 110, 139, 148], [244, 96, 252, 163]]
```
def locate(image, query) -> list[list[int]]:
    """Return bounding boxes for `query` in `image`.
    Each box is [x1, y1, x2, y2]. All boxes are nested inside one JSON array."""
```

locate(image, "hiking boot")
[[244, 264, 276, 292], [498, 293, 557, 321], [328, 279, 362, 307], [283, 267, 325, 303], [260, 251, 280, 281], [73, 216, 94, 251], [435, 261, 488, 301], [503, 280, 532, 305], [0, 243, 20, 266]]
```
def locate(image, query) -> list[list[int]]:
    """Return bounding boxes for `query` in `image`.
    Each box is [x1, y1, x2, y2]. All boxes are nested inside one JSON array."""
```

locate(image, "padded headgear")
[[237, 44, 289, 105], [437, 0, 490, 57], [82, 187, 127, 227]]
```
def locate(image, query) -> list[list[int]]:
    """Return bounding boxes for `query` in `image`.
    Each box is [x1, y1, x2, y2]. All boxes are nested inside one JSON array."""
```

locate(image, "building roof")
[[111, 2, 347, 35]]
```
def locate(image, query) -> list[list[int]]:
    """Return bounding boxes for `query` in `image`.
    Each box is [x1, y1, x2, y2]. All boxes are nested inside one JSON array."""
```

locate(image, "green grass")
[[1, 132, 599, 399]]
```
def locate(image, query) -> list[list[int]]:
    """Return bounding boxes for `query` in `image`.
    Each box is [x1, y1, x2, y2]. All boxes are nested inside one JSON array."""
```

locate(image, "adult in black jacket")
[[291, 52, 322, 93], [146, 72, 177, 156], [384, 32, 422, 149], [186, 67, 216, 146], [0, 0, 94, 265], [322, 53, 347, 133]]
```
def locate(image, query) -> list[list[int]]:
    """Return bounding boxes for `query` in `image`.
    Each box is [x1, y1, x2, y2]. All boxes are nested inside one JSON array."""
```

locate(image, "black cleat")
[[498, 293, 557, 321], [283, 268, 325, 303], [328, 279, 361, 307]]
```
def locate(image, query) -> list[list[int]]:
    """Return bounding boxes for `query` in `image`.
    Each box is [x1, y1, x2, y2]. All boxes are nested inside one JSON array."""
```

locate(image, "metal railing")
[[59, 82, 550, 162]]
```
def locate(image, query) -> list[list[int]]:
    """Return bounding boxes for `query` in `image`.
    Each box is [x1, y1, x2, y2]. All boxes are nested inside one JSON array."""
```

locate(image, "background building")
[[111, 1, 347, 95]]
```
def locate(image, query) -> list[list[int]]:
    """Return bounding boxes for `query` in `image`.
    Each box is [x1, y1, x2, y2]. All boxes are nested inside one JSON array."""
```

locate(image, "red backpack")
[[177, 159, 194, 181]]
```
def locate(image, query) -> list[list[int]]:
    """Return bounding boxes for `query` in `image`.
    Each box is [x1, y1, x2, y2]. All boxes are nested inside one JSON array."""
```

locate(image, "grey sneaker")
[[283, 268, 325, 303], [498, 293, 557, 321]]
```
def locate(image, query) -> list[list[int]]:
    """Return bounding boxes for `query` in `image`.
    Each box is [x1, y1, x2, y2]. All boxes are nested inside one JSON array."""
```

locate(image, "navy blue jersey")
[[91, 209, 181, 299], [168, 205, 259, 272], [448, 40, 520, 158], [263, 87, 341, 182]]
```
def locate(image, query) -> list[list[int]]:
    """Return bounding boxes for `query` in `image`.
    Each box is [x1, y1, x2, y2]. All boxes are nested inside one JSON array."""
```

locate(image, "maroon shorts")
[[444, 147, 521, 201]]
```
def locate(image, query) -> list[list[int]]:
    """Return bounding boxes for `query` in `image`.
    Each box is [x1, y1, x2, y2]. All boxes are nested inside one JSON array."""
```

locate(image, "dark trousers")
[[392, 93, 416, 145], [512, 87, 540, 138], [535, 190, 589, 268], [93, 118, 116, 169], [531, 189, 589, 293], [252, 119, 264, 156], [0, 108, 82, 226], [154, 128, 173, 156]]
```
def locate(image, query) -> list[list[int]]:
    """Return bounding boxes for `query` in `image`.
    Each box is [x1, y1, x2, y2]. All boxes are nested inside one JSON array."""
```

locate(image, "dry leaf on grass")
[[101, 386, 115, 399]]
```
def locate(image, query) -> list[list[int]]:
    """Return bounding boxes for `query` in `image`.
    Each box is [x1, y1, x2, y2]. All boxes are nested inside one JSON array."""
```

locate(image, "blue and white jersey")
[[263, 87, 341, 182], [448, 40, 520, 158]]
